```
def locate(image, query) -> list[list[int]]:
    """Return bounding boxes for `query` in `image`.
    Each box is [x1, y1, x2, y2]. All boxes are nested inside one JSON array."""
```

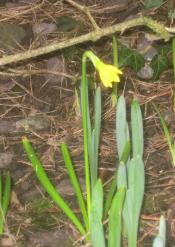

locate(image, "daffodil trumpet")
[[83, 50, 122, 88]]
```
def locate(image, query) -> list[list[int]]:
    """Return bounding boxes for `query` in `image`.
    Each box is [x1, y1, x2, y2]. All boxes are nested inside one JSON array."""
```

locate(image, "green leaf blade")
[[90, 179, 105, 247], [131, 100, 143, 157], [22, 137, 86, 236], [123, 156, 145, 247], [108, 187, 126, 247], [116, 95, 130, 160], [61, 143, 89, 231], [153, 215, 166, 247]]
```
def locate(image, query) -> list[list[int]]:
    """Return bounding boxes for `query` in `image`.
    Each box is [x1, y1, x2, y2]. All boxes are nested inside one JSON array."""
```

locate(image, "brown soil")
[[0, 0, 175, 246]]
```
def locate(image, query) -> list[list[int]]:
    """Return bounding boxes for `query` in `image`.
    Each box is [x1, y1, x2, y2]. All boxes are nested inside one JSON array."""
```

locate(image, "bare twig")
[[90, 1, 134, 14], [65, 0, 99, 29], [0, 16, 171, 67]]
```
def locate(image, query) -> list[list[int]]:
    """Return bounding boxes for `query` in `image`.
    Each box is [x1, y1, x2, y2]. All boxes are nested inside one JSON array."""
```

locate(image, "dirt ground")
[[0, 0, 175, 246]]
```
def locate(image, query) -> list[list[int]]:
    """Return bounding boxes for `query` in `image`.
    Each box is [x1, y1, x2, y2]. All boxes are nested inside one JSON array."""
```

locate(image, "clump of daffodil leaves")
[[83, 50, 123, 88], [23, 45, 166, 247]]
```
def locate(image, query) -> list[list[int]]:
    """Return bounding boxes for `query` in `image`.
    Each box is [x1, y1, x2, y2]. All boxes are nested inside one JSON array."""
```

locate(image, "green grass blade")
[[61, 143, 89, 231], [116, 95, 130, 160], [22, 136, 86, 236], [108, 187, 126, 247], [131, 100, 143, 157], [153, 215, 166, 247], [90, 179, 105, 247], [153, 103, 175, 166], [0, 171, 11, 235]]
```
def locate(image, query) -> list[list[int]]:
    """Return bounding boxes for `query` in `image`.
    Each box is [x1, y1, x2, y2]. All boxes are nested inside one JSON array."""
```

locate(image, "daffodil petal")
[[114, 74, 120, 82], [83, 51, 123, 88], [100, 64, 122, 85], [115, 68, 123, 75]]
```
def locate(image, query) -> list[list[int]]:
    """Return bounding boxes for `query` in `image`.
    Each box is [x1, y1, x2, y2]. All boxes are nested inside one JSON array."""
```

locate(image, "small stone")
[[0, 152, 14, 169], [0, 23, 26, 52], [56, 16, 83, 33], [19, 0, 37, 3], [137, 63, 154, 80], [137, 34, 158, 62], [0, 121, 16, 134], [45, 56, 66, 84], [56, 178, 85, 196], [21, 186, 44, 202], [5, 2, 21, 8], [143, 46, 158, 62], [16, 116, 50, 131], [27, 229, 72, 247], [0, 81, 15, 93], [32, 22, 58, 35], [0, 236, 14, 247]]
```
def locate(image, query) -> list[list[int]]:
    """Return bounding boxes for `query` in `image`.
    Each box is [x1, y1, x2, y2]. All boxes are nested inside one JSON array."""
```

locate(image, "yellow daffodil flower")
[[83, 51, 123, 88]]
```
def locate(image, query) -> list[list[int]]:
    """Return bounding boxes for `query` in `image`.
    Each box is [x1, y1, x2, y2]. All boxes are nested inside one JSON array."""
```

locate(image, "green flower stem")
[[22, 136, 86, 235], [82, 53, 91, 219], [83, 51, 100, 70]]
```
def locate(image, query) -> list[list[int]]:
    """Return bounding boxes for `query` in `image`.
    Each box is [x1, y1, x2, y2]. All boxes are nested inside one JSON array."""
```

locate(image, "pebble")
[[45, 56, 66, 84], [137, 63, 154, 80], [0, 152, 14, 169], [32, 22, 58, 35]]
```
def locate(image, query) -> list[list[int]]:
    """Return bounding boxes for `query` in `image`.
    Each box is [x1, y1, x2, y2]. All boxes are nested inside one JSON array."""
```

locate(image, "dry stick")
[[65, 0, 100, 29], [0, 0, 44, 23], [0, 16, 171, 67]]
